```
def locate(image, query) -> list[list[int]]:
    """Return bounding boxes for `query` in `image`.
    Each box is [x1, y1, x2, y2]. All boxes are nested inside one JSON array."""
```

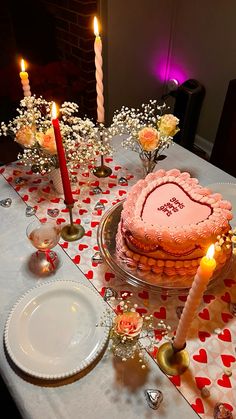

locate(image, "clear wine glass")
[[26, 219, 61, 276]]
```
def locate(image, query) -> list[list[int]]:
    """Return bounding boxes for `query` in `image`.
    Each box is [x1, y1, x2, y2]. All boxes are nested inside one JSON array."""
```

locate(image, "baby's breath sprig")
[[215, 228, 236, 255]]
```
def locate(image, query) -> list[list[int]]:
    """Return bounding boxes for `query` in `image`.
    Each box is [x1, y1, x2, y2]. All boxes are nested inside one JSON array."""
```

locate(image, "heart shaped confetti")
[[0, 198, 12, 207], [144, 389, 163, 410], [25, 206, 36, 217], [47, 208, 59, 218]]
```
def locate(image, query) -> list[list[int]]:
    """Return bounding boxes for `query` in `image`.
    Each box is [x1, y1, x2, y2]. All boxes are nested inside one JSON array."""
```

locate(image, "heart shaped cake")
[[116, 169, 233, 277]]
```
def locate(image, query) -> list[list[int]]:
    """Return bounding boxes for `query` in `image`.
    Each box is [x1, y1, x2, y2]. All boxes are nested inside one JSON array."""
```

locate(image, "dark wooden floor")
[[0, 375, 22, 418]]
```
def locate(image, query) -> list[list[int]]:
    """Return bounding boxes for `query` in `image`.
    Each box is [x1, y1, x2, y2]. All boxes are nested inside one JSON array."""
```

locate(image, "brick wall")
[[42, 0, 98, 119]]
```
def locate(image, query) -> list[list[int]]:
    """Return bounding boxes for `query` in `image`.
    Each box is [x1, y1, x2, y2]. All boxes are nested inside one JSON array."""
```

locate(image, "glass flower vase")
[[49, 168, 64, 194], [139, 151, 157, 177]]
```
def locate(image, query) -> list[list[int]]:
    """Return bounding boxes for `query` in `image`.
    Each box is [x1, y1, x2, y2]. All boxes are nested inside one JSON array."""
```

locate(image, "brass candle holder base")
[[93, 155, 112, 178], [61, 203, 85, 242], [93, 165, 112, 178], [156, 342, 189, 376]]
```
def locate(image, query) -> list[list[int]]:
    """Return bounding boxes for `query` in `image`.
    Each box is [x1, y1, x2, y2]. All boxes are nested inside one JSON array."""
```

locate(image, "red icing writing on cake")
[[157, 197, 185, 217]]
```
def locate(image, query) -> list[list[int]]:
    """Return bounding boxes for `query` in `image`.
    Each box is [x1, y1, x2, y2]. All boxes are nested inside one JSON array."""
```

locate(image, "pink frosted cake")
[[116, 169, 233, 277]]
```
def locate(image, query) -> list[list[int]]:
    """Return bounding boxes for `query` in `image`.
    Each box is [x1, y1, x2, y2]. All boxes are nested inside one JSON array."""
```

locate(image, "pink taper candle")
[[93, 16, 105, 123], [20, 59, 31, 97], [173, 245, 216, 350]]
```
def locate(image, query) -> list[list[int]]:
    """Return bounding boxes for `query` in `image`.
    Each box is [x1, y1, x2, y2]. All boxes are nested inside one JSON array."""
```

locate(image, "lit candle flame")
[[206, 244, 215, 259], [51, 102, 57, 119], [21, 59, 26, 72], [93, 16, 99, 37]]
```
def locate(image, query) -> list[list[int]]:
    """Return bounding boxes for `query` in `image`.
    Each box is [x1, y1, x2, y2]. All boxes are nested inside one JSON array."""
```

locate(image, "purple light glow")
[[151, 54, 189, 86]]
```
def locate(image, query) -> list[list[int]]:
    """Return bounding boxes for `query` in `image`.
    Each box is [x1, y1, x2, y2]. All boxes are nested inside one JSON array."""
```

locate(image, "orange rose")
[[158, 114, 179, 137], [114, 311, 143, 338], [15, 126, 36, 148], [138, 127, 160, 151], [37, 128, 57, 155]]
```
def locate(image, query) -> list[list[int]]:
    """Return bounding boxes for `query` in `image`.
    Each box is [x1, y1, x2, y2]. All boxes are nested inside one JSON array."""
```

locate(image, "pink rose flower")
[[158, 114, 179, 137], [138, 127, 160, 151], [114, 311, 143, 338], [37, 128, 57, 155], [15, 126, 36, 148]]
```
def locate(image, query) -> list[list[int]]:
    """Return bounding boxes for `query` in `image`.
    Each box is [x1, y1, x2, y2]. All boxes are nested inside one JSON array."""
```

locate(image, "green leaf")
[[155, 155, 167, 162]]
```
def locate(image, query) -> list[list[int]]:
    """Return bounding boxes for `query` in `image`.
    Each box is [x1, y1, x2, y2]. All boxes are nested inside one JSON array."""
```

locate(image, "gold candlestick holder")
[[93, 154, 112, 178], [156, 341, 189, 376], [61, 203, 85, 242]]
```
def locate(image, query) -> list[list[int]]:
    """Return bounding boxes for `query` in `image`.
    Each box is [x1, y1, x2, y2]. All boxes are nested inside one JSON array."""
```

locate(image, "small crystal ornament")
[[93, 186, 102, 194], [47, 208, 60, 218], [118, 177, 127, 185], [144, 389, 163, 410], [103, 287, 117, 301], [213, 403, 233, 419], [94, 201, 105, 211], [92, 251, 103, 264], [176, 306, 184, 319], [25, 206, 36, 217], [15, 177, 26, 185], [229, 302, 236, 316], [0, 198, 12, 207]]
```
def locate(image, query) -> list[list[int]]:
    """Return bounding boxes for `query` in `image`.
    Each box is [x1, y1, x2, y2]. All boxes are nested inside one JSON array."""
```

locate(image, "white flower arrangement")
[[0, 96, 113, 175]]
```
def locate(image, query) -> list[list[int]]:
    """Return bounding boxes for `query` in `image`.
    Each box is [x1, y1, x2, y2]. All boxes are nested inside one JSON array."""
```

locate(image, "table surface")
[[0, 138, 236, 419]]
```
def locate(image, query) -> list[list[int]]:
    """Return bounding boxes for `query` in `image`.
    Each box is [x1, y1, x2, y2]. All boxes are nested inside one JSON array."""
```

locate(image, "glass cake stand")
[[97, 200, 232, 295]]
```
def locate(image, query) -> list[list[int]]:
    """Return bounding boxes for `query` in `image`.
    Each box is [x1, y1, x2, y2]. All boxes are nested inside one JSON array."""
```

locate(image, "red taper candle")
[[51, 102, 74, 205]]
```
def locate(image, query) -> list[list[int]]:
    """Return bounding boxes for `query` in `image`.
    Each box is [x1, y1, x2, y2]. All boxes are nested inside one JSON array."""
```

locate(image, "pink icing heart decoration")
[[198, 331, 211, 342], [221, 292, 231, 303], [218, 328, 232, 342], [203, 294, 215, 304], [169, 375, 181, 386], [198, 308, 210, 320], [221, 354, 235, 367], [224, 278, 236, 287], [72, 255, 81, 264], [191, 398, 204, 414], [195, 376, 211, 389], [85, 270, 93, 280], [221, 312, 233, 323], [78, 244, 88, 251], [153, 307, 166, 319], [193, 348, 207, 363], [217, 374, 232, 388]]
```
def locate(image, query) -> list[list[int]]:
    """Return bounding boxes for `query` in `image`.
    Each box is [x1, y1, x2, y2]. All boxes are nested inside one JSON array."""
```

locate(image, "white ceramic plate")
[[207, 182, 236, 225], [4, 280, 109, 380]]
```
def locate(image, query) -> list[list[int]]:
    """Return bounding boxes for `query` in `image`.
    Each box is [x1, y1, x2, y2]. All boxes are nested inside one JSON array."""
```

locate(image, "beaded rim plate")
[[97, 201, 231, 295], [4, 280, 109, 380]]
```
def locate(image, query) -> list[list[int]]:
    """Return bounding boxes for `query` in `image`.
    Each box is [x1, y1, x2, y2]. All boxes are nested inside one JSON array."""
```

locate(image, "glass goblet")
[[26, 219, 61, 276]]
